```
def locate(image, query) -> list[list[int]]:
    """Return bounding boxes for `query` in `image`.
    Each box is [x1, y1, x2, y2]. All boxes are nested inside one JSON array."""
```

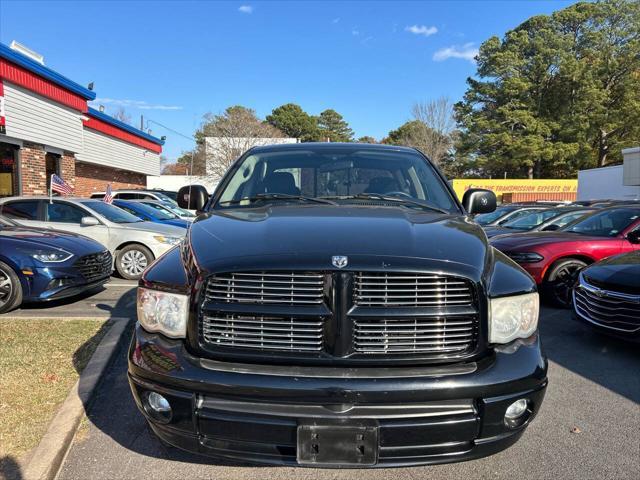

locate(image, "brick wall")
[[61, 151, 76, 190], [75, 161, 146, 197], [20, 142, 47, 195]]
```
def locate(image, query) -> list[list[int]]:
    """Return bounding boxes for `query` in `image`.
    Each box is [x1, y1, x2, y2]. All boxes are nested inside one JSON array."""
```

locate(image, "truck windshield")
[[215, 147, 459, 213]]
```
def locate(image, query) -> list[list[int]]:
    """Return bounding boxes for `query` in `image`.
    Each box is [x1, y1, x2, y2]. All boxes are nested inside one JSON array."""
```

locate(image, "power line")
[[145, 118, 195, 143]]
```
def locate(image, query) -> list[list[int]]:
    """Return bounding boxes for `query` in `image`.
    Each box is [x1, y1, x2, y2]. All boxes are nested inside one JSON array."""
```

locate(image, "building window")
[[45, 152, 61, 191], [0, 142, 20, 198]]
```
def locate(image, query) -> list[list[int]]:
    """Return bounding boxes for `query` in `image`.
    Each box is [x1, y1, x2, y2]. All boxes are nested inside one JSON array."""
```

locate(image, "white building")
[[577, 147, 640, 201]]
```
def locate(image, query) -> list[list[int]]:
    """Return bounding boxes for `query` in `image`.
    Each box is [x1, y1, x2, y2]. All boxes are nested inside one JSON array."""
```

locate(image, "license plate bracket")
[[297, 425, 378, 466]]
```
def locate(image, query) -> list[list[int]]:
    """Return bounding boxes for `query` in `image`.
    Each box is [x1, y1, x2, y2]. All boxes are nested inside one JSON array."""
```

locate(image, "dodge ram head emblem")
[[332, 256, 348, 268]]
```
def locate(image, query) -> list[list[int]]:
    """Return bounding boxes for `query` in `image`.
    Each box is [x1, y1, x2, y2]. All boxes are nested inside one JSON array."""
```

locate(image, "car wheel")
[[116, 245, 154, 280], [544, 258, 587, 308], [0, 261, 23, 314]]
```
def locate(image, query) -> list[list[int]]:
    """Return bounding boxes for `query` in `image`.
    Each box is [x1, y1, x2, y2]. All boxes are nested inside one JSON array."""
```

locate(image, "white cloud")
[[433, 43, 478, 63], [405, 25, 438, 37], [238, 5, 253, 14], [352, 27, 360, 36], [90, 98, 183, 111], [332, 17, 340, 24]]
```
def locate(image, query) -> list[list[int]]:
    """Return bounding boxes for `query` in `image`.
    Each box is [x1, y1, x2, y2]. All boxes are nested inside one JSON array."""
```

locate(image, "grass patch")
[[0, 318, 110, 462]]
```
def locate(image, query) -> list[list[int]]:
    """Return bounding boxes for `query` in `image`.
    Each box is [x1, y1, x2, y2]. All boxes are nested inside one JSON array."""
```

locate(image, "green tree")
[[266, 103, 320, 142], [455, 0, 640, 178], [317, 109, 354, 142], [357, 136, 377, 143]]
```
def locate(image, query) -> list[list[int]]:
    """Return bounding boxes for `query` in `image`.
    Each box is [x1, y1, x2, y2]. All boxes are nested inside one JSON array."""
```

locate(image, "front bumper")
[[128, 325, 548, 467], [23, 266, 110, 302]]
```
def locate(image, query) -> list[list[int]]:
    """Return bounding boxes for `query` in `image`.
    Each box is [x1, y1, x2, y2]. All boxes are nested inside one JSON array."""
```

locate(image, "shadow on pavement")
[[0, 455, 23, 480], [18, 285, 107, 311], [538, 306, 640, 403]]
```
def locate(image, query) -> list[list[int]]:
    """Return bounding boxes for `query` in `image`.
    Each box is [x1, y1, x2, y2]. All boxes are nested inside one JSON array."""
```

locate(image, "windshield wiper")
[[219, 193, 337, 206], [323, 193, 450, 214]]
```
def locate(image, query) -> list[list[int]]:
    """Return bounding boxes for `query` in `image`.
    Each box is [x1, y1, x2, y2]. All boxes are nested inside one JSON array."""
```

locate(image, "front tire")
[[116, 245, 154, 280], [0, 261, 23, 314], [544, 258, 587, 308]]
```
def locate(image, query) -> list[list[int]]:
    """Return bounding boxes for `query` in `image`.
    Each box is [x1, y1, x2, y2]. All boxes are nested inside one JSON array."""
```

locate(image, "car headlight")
[[137, 288, 189, 338], [489, 292, 539, 344], [153, 235, 182, 245], [507, 252, 544, 263], [31, 250, 74, 263]]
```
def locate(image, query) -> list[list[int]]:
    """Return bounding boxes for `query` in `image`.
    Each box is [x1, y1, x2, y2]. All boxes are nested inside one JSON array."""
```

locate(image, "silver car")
[[0, 197, 185, 280]]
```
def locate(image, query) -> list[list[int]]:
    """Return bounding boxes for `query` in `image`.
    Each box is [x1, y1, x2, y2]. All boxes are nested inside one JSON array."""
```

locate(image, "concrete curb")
[[21, 317, 132, 480]]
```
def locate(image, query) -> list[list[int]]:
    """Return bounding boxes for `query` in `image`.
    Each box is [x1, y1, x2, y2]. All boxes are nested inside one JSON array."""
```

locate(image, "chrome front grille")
[[574, 277, 640, 332], [354, 272, 474, 307], [205, 272, 325, 305], [353, 316, 477, 354], [201, 314, 324, 351]]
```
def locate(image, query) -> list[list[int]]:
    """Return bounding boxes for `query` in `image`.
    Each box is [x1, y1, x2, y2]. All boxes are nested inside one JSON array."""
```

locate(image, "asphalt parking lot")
[[56, 305, 639, 480], [7, 280, 137, 319]]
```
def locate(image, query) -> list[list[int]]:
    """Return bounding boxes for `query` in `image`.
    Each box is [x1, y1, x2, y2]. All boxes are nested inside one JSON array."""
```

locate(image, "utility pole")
[[140, 115, 144, 131]]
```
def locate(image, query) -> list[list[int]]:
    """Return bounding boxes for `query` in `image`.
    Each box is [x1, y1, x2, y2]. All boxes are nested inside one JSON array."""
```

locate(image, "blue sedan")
[[112, 199, 190, 229], [0, 215, 112, 313]]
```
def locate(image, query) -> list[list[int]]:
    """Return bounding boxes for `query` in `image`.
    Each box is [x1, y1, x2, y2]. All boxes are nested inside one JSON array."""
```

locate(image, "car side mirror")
[[541, 224, 560, 232], [178, 185, 209, 211], [81, 216, 100, 226], [462, 188, 496, 215], [627, 230, 640, 244]]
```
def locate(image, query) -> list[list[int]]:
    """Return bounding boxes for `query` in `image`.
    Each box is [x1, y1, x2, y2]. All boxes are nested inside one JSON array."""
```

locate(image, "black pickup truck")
[[128, 143, 547, 467]]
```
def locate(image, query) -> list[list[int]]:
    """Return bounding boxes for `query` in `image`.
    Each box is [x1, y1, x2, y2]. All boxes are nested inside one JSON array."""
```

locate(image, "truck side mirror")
[[627, 230, 640, 244], [178, 185, 209, 211], [462, 188, 496, 215]]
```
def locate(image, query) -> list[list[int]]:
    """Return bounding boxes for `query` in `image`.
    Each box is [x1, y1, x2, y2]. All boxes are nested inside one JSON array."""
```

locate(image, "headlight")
[[31, 250, 74, 263], [489, 292, 539, 344], [137, 288, 189, 338], [153, 235, 182, 245], [507, 252, 544, 263]]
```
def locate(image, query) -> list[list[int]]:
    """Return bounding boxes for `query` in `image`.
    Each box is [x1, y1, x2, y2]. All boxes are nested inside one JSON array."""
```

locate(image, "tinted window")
[[116, 193, 142, 200], [216, 148, 459, 213], [46, 202, 87, 223], [552, 211, 590, 228], [90, 193, 105, 199], [496, 209, 540, 225], [565, 208, 640, 237], [2, 201, 39, 220]]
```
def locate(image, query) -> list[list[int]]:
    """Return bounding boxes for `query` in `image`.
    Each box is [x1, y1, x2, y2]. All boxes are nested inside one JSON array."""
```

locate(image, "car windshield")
[[153, 191, 178, 202], [144, 201, 195, 218], [475, 207, 517, 225], [154, 192, 179, 206], [0, 215, 18, 228], [82, 201, 144, 223], [564, 208, 640, 237], [126, 202, 177, 220], [502, 209, 558, 230], [215, 147, 459, 213]]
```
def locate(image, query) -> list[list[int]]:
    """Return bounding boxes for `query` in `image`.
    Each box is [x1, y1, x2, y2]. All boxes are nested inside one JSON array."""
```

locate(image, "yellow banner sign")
[[451, 179, 578, 201]]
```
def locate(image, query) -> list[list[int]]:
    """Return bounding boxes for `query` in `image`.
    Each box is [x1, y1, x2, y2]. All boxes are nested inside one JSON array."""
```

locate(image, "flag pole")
[[49, 174, 53, 204]]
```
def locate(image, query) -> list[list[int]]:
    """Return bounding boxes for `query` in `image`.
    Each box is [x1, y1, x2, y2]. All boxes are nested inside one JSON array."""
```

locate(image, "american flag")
[[103, 184, 113, 204], [51, 174, 73, 195]]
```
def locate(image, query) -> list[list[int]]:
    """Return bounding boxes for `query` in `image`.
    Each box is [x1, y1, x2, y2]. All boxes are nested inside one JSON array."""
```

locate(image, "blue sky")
[[0, 0, 575, 161]]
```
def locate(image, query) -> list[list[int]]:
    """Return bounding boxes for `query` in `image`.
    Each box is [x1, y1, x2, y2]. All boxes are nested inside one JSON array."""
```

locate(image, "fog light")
[[145, 392, 172, 423], [505, 398, 528, 420]]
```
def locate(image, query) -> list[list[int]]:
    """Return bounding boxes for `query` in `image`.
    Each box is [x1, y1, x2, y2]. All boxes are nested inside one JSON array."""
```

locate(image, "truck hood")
[[188, 205, 489, 276]]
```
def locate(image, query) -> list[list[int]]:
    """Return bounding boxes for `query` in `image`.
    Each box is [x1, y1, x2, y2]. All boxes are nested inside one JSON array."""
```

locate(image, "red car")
[[490, 206, 640, 306]]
